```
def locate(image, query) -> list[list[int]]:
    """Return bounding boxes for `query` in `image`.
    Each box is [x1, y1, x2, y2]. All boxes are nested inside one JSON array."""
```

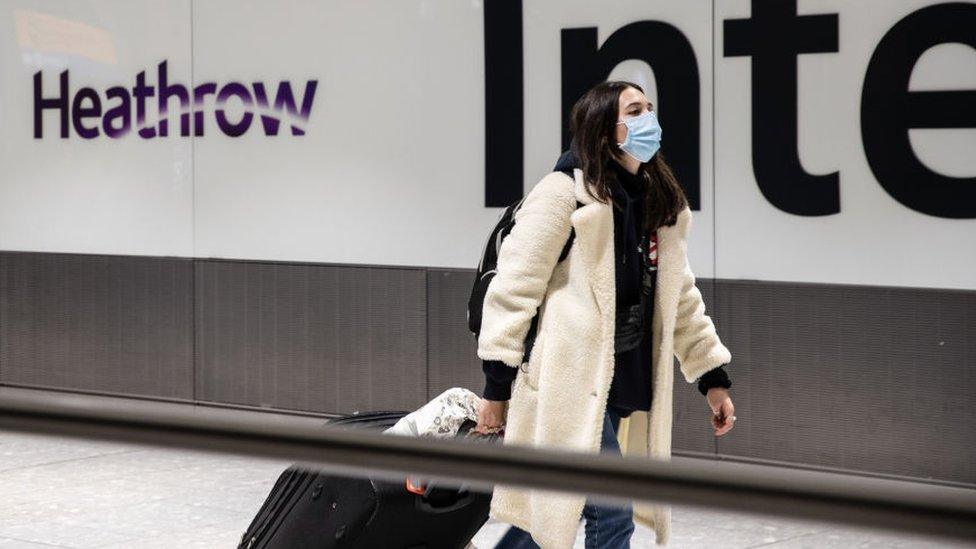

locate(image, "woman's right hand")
[[474, 398, 508, 435]]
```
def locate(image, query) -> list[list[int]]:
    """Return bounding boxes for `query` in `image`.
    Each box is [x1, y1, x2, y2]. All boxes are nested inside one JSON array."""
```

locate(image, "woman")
[[474, 80, 737, 548]]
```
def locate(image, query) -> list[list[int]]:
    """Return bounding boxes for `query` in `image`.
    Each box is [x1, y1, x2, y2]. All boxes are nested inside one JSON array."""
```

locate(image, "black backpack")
[[467, 168, 582, 365]]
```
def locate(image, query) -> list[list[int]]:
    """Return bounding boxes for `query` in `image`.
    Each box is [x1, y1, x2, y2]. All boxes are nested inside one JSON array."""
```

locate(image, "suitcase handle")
[[405, 474, 488, 515], [402, 420, 500, 512], [417, 482, 478, 514], [405, 475, 476, 512]]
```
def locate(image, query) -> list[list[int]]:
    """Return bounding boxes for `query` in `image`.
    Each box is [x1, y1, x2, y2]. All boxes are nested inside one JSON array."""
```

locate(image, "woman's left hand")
[[705, 388, 735, 436]]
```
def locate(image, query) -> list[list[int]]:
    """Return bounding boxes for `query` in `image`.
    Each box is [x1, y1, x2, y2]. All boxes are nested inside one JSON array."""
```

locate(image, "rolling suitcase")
[[238, 409, 500, 549]]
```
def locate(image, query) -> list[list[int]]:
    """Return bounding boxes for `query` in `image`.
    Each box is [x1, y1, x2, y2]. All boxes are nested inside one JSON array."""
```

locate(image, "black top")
[[481, 150, 731, 412], [604, 156, 655, 418]]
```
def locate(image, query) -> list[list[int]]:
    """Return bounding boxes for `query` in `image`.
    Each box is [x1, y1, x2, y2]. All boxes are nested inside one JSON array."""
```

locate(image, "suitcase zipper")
[[259, 470, 313, 546], [251, 470, 309, 547], [242, 469, 296, 547], [249, 470, 300, 546]]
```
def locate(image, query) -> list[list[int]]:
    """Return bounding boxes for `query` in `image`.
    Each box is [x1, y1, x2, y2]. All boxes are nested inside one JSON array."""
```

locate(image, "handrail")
[[0, 393, 973, 543]]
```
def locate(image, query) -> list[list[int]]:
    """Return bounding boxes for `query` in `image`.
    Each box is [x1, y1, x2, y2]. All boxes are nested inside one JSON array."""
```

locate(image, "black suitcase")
[[238, 410, 501, 549]]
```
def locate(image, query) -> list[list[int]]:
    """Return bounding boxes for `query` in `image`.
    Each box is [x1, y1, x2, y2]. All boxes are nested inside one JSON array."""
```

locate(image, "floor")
[[0, 390, 970, 548]]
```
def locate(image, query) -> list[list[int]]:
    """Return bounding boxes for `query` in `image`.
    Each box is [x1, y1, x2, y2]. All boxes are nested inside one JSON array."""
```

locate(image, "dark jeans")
[[493, 405, 636, 548]]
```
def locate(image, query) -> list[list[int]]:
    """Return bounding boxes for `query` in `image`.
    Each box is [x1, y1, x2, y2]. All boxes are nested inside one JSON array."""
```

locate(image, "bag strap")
[[556, 168, 582, 262]]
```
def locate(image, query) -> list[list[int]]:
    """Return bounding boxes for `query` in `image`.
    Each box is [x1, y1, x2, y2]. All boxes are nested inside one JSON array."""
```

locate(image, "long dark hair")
[[568, 80, 688, 230]]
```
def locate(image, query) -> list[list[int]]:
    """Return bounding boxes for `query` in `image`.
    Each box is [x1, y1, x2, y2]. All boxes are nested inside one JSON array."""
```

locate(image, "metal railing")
[[0, 392, 973, 543]]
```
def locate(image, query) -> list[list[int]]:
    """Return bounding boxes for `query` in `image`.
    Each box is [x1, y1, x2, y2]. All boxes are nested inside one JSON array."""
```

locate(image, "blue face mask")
[[616, 110, 662, 163]]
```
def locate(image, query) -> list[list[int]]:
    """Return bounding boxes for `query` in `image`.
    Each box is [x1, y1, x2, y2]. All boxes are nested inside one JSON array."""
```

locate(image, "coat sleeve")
[[672, 213, 732, 384], [476, 173, 577, 368]]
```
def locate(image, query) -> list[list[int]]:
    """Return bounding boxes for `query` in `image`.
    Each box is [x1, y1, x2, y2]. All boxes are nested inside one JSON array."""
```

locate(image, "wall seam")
[[0, 253, 4, 384], [189, 0, 197, 403], [425, 268, 431, 403], [711, 0, 720, 458]]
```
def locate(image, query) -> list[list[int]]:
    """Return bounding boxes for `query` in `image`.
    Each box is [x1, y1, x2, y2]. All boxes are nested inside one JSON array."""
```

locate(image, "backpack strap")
[[556, 168, 582, 262]]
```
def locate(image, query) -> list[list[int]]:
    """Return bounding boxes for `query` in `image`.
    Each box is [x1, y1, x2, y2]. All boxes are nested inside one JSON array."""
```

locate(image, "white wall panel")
[[0, 1, 193, 256], [715, 0, 976, 290], [190, 0, 493, 269], [2, 0, 972, 289]]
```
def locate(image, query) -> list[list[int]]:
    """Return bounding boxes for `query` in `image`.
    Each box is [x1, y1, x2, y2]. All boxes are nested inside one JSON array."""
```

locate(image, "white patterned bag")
[[384, 387, 482, 438]]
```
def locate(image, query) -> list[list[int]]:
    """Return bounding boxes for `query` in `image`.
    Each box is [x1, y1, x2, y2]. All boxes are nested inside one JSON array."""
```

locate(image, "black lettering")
[[861, 2, 976, 219], [562, 21, 702, 209], [483, 0, 524, 207], [724, 0, 839, 216]]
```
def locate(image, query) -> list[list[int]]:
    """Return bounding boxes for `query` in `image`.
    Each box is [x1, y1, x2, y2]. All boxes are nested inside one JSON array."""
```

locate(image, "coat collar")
[[569, 167, 691, 238], [567, 167, 692, 318]]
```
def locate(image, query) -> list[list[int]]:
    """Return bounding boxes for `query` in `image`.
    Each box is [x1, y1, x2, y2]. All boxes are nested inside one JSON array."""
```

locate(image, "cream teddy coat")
[[477, 167, 732, 547]]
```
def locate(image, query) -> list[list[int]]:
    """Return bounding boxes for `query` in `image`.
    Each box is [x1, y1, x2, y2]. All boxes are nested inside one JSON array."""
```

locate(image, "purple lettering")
[[102, 87, 131, 138], [31, 61, 317, 139], [215, 83, 254, 137], [157, 60, 191, 137], [133, 70, 156, 139], [71, 87, 101, 139], [251, 80, 318, 136], [33, 70, 69, 139], [192, 82, 217, 136]]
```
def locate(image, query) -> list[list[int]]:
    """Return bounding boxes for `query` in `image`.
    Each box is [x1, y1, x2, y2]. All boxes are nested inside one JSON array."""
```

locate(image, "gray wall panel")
[[0, 252, 193, 398], [673, 278, 720, 456], [3, 251, 973, 486], [335, 266, 428, 413], [427, 269, 483, 400], [712, 280, 976, 484], [195, 261, 428, 414]]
